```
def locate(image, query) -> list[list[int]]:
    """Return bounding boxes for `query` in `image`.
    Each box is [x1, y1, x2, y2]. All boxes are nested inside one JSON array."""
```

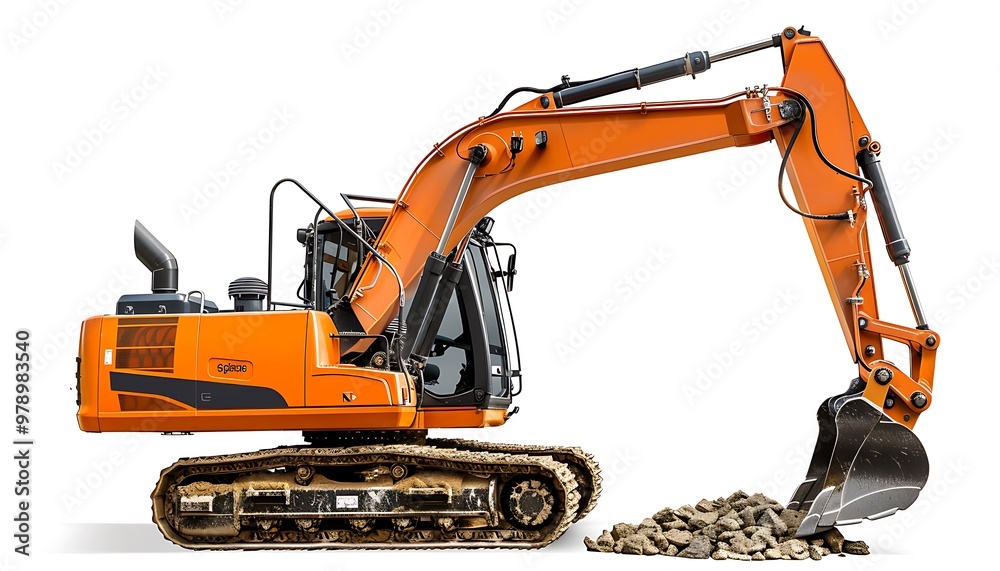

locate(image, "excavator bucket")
[[788, 382, 929, 537]]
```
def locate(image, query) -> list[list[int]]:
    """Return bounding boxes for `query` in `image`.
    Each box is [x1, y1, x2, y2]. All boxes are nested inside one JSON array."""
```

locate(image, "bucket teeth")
[[789, 385, 928, 537]]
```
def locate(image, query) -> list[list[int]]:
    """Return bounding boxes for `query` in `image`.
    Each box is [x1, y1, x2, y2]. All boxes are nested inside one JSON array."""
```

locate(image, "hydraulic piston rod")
[[436, 145, 487, 256], [709, 35, 782, 64], [858, 149, 929, 328], [553, 33, 781, 108]]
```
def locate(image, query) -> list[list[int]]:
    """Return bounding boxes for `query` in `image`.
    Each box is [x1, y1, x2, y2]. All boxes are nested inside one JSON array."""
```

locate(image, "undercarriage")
[[152, 436, 601, 549]]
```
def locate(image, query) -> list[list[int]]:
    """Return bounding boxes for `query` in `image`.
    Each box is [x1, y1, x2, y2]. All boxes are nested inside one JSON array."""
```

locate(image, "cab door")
[[421, 242, 516, 410]]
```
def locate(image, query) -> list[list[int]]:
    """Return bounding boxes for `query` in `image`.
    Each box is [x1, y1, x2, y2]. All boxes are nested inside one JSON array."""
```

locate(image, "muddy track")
[[428, 438, 602, 522], [152, 442, 582, 550]]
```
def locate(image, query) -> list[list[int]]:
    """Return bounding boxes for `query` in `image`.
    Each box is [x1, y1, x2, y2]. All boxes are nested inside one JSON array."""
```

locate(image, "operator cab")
[[300, 213, 521, 411]]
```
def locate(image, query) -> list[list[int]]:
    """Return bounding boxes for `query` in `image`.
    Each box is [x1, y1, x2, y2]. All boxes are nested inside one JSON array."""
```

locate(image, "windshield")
[[307, 218, 385, 309], [424, 243, 515, 399]]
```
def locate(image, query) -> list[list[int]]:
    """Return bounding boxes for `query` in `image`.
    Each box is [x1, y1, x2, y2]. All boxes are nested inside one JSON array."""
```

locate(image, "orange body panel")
[[78, 310, 439, 432]]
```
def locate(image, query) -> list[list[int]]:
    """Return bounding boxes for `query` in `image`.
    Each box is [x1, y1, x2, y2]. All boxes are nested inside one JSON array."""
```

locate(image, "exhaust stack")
[[134, 220, 179, 294]]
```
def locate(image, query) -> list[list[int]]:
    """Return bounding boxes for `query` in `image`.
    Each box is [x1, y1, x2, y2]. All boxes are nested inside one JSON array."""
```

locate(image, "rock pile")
[[584, 491, 870, 560]]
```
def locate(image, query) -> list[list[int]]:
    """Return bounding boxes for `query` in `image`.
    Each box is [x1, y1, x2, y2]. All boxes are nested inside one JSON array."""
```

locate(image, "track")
[[427, 438, 602, 522], [152, 440, 598, 550]]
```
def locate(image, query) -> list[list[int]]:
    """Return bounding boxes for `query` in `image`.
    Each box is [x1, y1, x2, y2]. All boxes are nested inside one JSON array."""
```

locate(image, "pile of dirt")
[[584, 491, 869, 560]]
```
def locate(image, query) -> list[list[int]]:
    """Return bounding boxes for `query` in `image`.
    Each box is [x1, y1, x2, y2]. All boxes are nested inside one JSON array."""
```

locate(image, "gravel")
[[584, 490, 872, 560]]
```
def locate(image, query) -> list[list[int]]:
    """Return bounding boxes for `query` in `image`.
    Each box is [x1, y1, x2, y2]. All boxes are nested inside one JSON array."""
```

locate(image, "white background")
[[2, 0, 997, 569]]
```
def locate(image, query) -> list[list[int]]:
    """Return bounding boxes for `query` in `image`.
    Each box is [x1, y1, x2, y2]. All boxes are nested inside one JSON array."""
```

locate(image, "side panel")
[[305, 309, 415, 408], [81, 310, 424, 432], [194, 311, 307, 409]]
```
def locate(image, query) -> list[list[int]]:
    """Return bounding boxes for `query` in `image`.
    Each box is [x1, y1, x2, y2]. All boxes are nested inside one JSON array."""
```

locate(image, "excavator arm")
[[338, 27, 936, 536]]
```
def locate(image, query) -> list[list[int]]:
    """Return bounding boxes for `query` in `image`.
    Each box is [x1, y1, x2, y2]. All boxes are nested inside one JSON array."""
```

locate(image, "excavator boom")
[[338, 26, 937, 535]]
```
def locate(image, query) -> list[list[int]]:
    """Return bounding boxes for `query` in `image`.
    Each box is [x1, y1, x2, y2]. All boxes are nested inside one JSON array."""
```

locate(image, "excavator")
[[75, 26, 937, 549]]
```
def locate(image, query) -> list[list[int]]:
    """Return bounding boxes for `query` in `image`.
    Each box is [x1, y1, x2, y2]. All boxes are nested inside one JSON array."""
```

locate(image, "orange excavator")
[[76, 26, 937, 549]]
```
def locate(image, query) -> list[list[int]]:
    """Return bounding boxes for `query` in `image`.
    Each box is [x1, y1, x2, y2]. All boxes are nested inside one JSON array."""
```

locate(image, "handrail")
[[265, 178, 407, 362]]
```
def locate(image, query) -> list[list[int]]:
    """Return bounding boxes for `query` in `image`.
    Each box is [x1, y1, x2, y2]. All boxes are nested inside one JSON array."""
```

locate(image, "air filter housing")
[[228, 277, 268, 312]]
